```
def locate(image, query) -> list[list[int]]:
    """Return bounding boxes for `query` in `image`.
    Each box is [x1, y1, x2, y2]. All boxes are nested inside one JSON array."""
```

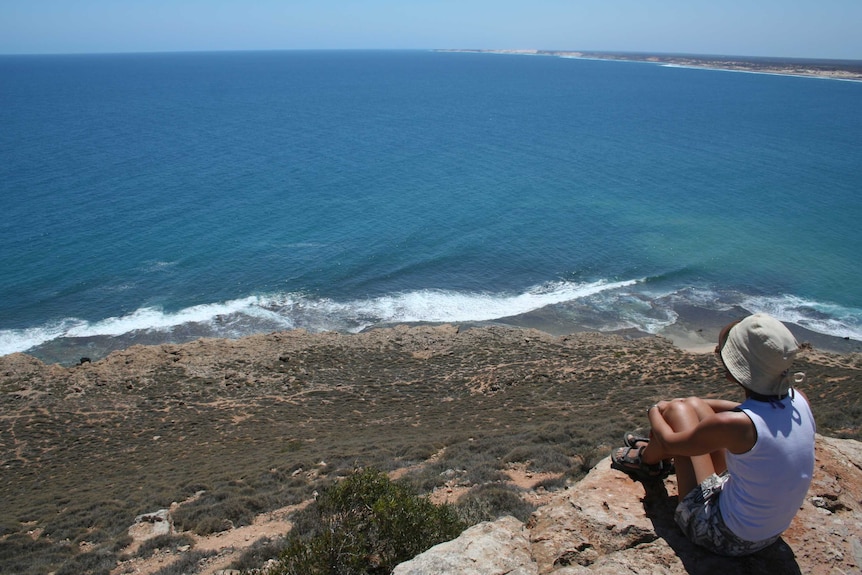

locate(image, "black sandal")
[[611, 445, 671, 481], [622, 432, 675, 475]]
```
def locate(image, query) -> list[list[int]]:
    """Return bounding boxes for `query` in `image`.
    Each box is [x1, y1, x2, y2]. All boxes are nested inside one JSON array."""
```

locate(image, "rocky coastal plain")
[[1, 324, 860, 574]]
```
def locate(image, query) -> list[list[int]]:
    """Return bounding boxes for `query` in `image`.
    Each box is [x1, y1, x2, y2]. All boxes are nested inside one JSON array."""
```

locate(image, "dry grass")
[[1, 326, 859, 574]]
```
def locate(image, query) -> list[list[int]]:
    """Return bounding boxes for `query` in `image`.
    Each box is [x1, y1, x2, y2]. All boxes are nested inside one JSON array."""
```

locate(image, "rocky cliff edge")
[[394, 435, 862, 575]]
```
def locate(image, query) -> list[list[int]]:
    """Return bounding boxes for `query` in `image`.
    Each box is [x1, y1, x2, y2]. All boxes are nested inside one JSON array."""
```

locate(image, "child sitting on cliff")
[[611, 313, 816, 556]]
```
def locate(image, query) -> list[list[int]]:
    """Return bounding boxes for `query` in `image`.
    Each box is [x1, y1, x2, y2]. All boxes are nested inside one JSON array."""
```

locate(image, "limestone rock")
[[392, 515, 537, 575], [395, 435, 861, 574], [128, 509, 173, 542]]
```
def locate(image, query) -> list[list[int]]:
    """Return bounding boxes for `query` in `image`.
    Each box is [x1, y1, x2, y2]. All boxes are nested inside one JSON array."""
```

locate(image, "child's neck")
[[745, 389, 789, 402]]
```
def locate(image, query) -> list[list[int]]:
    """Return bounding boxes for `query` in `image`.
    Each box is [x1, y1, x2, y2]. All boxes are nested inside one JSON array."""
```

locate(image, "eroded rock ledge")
[[394, 435, 862, 575]]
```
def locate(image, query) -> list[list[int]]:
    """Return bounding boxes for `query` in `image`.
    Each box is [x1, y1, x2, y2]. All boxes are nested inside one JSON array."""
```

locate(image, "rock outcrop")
[[128, 509, 174, 542], [395, 435, 862, 574], [392, 516, 536, 575]]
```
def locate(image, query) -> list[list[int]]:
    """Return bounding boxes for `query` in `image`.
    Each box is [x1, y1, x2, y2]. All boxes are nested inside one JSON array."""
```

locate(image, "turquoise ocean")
[[2, 50, 860, 363]]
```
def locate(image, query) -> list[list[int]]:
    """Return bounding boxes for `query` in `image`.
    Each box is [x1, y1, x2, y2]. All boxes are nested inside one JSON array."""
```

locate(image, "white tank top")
[[719, 390, 816, 541]]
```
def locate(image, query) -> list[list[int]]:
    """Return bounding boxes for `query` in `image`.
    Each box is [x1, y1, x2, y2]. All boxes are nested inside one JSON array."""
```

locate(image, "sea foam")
[[3, 280, 860, 358], [0, 279, 639, 357], [742, 295, 862, 341]]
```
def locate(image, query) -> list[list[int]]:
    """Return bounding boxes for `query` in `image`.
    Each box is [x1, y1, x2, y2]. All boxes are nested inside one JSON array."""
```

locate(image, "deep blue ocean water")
[[1, 50, 860, 360]]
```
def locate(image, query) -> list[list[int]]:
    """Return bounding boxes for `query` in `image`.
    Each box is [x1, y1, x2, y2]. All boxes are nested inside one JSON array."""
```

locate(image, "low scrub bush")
[[0, 521, 16, 538], [395, 442, 439, 463], [172, 473, 314, 535], [229, 536, 288, 572], [533, 474, 568, 491], [191, 515, 234, 536], [0, 534, 74, 575], [455, 484, 536, 523], [151, 549, 218, 575], [502, 444, 571, 473], [531, 422, 574, 445], [112, 534, 134, 553], [574, 445, 608, 474], [55, 547, 116, 575], [270, 468, 465, 575], [463, 462, 507, 485], [136, 533, 195, 559], [42, 499, 130, 544]]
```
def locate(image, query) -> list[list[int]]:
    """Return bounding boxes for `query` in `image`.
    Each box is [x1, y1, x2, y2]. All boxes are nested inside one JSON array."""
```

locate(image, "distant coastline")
[[437, 49, 862, 81]]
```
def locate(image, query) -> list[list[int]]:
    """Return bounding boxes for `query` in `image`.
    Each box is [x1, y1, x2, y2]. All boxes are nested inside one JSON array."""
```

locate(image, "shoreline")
[[437, 49, 862, 82], [19, 301, 861, 367], [486, 303, 862, 355]]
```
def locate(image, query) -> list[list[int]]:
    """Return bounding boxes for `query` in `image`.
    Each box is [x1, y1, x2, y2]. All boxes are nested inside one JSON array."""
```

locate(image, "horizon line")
[[1, 47, 861, 64]]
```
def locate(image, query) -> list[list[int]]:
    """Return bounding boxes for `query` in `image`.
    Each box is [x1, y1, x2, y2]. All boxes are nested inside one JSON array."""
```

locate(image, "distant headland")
[[436, 49, 862, 81]]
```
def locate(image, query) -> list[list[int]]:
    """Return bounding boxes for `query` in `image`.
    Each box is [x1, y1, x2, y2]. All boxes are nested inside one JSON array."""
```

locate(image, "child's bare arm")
[[703, 398, 740, 412], [648, 408, 754, 456]]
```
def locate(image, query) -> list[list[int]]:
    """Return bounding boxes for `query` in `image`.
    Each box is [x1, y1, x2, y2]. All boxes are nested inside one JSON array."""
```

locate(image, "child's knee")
[[663, 397, 705, 423], [664, 398, 693, 416], [669, 396, 702, 409]]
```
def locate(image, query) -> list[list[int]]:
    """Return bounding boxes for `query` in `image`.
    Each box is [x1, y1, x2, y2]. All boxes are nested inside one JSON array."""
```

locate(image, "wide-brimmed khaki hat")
[[720, 313, 800, 396]]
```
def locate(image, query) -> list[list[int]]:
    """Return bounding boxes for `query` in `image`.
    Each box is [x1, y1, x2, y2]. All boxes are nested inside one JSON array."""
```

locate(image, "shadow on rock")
[[640, 479, 802, 575]]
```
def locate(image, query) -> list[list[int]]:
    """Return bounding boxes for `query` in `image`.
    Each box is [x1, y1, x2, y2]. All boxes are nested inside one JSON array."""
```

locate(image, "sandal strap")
[[624, 432, 650, 447], [635, 445, 666, 474], [612, 445, 667, 480]]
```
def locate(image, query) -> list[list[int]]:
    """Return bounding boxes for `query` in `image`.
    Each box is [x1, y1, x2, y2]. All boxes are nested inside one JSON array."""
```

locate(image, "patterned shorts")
[[674, 472, 779, 557]]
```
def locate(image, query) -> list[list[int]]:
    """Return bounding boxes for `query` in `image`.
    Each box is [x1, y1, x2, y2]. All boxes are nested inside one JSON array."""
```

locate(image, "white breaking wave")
[[0, 279, 639, 356], [0, 296, 291, 357], [0, 320, 85, 358], [67, 297, 270, 336], [4, 280, 860, 358], [342, 279, 641, 325], [742, 294, 862, 341]]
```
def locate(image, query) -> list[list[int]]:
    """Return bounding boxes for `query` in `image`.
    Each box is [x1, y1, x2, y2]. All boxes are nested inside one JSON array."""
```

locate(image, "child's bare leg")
[[686, 397, 728, 474], [642, 397, 722, 498]]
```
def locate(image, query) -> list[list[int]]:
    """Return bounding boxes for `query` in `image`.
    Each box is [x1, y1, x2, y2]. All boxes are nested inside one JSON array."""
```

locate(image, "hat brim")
[[720, 323, 751, 387]]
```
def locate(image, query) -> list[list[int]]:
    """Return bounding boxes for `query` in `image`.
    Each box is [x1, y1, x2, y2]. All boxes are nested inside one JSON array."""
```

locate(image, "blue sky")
[[2, 0, 860, 59]]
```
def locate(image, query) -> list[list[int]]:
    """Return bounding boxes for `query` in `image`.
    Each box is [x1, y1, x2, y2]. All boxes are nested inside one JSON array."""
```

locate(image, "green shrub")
[[270, 468, 465, 575]]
